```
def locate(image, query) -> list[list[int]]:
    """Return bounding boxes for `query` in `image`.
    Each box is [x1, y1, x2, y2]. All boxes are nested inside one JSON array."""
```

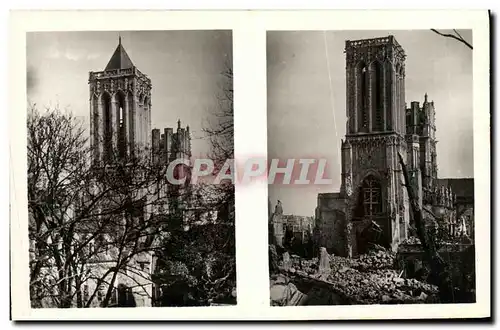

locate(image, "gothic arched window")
[[385, 62, 393, 130], [395, 63, 401, 132], [372, 61, 384, 131], [357, 62, 368, 132], [127, 92, 134, 152], [115, 91, 126, 159], [138, 93, 146, 146], [144, 96, 150, 146], [361, 175, 382, 218], [101, 92, 112, 161], [406, 109, 412, 133]]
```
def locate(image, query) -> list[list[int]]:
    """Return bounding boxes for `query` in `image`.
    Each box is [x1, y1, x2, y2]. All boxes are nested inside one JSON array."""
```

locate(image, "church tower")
[[89, 37, 152, 164], [86, 37, 157, 307], [406, 93, 437, 204], [341, 36, 411, 256]]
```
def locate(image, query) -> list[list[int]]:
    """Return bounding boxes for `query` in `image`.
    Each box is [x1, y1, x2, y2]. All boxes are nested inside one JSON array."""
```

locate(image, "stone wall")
[[315, 193, 347, 256]]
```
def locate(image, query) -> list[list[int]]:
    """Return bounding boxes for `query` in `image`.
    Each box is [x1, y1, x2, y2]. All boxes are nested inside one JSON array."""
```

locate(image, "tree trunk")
[[75, 275, 83, 308], [101, 267, 120, 307], [397, 153, 454, 303]]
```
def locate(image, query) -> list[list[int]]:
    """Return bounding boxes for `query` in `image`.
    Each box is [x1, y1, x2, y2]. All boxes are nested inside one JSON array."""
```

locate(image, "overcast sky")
[[267, 30, 473, 216], [27, 30, 233, 158]]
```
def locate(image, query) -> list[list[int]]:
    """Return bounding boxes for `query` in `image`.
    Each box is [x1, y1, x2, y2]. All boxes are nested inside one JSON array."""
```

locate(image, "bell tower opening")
[[357, 62, 368, 132], [346, 36, 405, 136], [115, 91, 127, 160], [101, 92, 112, 161], [372, 61, 384, 131]]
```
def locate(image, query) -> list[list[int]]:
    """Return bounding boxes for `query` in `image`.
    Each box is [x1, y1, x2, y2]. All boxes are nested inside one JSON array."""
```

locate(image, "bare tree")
[[152, 183, 236, 306], [203, 60, 234, 168], [28, 106, 90, 307], [28, 59, 235, 308], [28, 105, 176, 308]]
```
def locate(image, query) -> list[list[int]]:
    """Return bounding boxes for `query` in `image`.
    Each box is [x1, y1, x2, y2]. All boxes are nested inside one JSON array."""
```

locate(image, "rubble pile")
[[348, 249, 396, 272], [401, 236, 422, 245], [325, 265, 438, 304], [279, 246, 439, 304]]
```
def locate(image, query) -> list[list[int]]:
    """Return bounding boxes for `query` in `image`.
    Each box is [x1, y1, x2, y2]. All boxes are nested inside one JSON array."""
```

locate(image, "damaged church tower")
[[316, 36, 418, 257]]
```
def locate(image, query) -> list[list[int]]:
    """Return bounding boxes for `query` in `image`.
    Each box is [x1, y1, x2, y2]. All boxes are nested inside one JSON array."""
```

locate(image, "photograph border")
[[10, 9, 490, 320]]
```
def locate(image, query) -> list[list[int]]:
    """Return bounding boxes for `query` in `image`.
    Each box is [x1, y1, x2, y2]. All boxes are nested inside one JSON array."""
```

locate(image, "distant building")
[[281, 214, 314, 244], [269, 200, 314, 249], [437, 178, 474, 240]]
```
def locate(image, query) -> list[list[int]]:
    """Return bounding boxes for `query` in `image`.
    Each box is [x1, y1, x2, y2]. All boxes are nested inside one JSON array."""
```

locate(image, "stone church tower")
[[85, 38, 157, 307], [406, 93, 438, 199], [89, 37, 152, 163], [316, 36, 418, 257], [316, 36, 468, 259], [342, 35, 415, 255]]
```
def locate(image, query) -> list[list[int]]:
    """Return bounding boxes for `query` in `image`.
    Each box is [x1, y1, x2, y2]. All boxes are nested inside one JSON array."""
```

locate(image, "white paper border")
[[9, 9, 490, 320]]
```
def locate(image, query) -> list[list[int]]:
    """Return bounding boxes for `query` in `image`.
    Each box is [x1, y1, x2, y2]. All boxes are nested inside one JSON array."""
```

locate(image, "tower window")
[[362, 176, 382, 218], [357, 62, 368, 132], [102, 92, 112, 161], [116, 92, 126, 159], [385, 62, 393, 130], [373, 62, 384, 131], [361, 66, 368, 125]]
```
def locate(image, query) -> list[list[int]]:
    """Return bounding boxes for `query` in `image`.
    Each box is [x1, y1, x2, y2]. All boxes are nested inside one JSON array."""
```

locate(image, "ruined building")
[[315, 36, 473, 258], [270, 200, 285, 246]]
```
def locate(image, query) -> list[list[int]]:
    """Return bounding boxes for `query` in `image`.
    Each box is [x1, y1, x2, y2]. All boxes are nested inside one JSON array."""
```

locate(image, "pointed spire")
[[424, 93, 428, 103], [104, 36, 134, 71], [177, 119, 181, 129]]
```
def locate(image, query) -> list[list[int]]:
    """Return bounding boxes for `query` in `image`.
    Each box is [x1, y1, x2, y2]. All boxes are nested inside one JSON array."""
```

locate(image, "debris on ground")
[[272, 245, 439, 305]]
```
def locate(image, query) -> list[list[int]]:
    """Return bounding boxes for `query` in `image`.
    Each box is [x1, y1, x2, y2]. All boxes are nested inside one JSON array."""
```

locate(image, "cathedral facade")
[[315, 36, 461, 258]]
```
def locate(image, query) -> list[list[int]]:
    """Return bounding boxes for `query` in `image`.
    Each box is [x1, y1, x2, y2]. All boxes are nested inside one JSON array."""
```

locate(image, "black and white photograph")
[[26, 30, 235, 308], [268, 30, 477, 306], [9, 9, 490, 321]]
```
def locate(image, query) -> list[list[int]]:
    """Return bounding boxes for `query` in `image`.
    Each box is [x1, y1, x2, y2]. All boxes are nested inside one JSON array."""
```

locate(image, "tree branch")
[[431, 29, 473, 50]]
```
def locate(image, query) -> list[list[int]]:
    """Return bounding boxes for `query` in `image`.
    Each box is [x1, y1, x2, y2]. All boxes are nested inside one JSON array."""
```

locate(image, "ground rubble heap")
[[276, 246, 439, 305]]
